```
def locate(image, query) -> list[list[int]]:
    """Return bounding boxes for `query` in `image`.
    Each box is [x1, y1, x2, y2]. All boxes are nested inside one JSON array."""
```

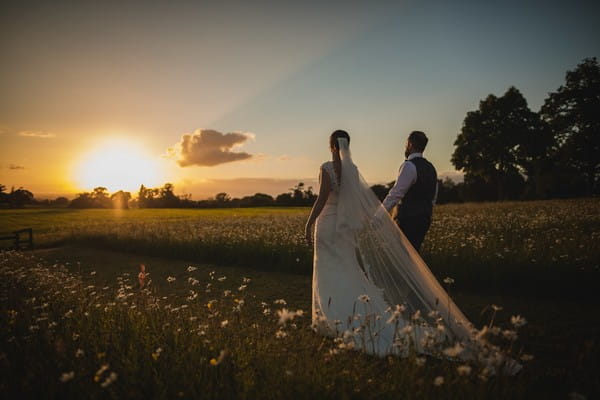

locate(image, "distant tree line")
[[52, 182, 317, 209]]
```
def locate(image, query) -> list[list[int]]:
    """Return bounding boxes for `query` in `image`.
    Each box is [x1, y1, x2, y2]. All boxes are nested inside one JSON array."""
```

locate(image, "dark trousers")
[[395, 213, 432, 252]]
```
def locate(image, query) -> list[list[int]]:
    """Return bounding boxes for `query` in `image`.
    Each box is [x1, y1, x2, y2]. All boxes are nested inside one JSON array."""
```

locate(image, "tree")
[[239, 193, 275, 207], [7, 187, 34, 208], [69, 192, 94, 208], [436, 178, 465, 204], [111, 190, 132, 209], [138, 184, 157, 208], [0, 184, 7, 205], [451, 86, 542, 200], [53, 197, 70, 207], [215, 192, 231, 204], [370, 181, 395, 202], [92, 187, 111, 208], [540, 57, 600, 196], [159, 183, 180, 207]]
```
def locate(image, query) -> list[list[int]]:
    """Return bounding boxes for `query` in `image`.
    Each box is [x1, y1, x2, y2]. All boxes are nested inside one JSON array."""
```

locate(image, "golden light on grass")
[[73, 139, 163, 192]]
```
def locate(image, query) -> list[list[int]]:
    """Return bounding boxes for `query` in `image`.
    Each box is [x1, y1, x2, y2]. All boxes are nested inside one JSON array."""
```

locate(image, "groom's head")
[[405, 131, 428, 158]]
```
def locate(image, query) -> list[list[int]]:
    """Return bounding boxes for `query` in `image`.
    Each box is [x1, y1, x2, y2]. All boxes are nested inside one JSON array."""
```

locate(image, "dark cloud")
[[171, 129, 254, 167], [8, 164, 25, 170]]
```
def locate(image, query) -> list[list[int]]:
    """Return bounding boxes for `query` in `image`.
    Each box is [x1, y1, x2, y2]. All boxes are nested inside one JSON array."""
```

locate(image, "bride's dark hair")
[[330, 130, 350, 150]]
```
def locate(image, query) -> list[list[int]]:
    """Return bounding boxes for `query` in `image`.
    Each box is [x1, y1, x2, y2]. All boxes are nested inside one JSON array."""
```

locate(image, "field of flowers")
[[1, 199, 598, 295], [1, 250, 534, 399], [1, 198, 599, 398]]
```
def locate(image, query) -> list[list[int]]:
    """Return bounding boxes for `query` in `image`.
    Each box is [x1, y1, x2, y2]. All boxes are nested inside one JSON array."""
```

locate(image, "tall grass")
[[2, 199, 598, 296], [1, 251, 529, 399]]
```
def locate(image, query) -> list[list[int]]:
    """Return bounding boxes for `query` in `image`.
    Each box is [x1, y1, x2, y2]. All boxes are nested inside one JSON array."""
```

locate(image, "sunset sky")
[[1, 1, 599, 199]]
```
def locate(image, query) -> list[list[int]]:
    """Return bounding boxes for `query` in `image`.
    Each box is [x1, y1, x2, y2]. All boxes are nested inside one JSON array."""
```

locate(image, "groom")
[[382, 131, 438, 252]]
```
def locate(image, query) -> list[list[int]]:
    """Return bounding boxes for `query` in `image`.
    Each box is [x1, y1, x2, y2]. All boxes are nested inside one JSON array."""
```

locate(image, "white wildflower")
[[510, 315, 527, 328], [520, 354, 534, 362], [275, 329, 287, 339], [277, 308, 296, 325], [442, 343, 464, 358], [358, 294, 370, 303], [100, 372, 118, 388], [457, 365, 472, 376], [411, 310, 421, 321], [502, 329, 518, 341], [59, 371, 75, 383]]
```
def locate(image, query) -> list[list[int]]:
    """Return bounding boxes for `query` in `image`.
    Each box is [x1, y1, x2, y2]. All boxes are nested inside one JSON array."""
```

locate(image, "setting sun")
[[73, 140, 162, 193]]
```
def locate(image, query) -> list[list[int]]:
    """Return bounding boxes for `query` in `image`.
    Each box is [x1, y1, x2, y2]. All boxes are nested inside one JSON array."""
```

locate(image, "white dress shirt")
[[382, 152, 438, 212]]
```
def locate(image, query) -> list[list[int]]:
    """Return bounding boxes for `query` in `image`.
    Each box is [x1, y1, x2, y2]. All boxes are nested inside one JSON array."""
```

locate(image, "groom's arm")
[[382, 161, 417, 212]]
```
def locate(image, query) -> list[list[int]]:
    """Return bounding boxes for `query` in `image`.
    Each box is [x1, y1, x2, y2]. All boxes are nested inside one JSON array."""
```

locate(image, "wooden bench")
[[0, 228, 34, 250]]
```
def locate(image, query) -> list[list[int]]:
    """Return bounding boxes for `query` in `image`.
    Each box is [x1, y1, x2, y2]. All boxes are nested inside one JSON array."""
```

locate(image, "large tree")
[[451, 86, 544, 200], [7, 187, 34, 208], [111, 190, 132, 209], [540, 57, 600, 195]]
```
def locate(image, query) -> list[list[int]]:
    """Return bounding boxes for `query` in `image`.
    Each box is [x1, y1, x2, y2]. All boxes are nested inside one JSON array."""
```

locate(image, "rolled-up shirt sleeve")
[[382, 161, 417, 212]]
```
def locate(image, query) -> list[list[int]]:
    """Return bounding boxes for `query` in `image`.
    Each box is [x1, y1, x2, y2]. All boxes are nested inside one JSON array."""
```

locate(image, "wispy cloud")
[[18, 130, 56, 139], [438, 170, 464, 183], [168, 129, 254, 167], [8, 164, 26, 170]]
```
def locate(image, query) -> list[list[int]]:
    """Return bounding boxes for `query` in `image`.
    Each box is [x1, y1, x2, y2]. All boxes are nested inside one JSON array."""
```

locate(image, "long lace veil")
[[335, 137, 474, 342]]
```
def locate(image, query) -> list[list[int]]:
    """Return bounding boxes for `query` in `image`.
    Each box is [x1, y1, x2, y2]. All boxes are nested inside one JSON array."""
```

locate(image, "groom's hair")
[[330, 130, 350, 150], [408, 131, 428, 152]]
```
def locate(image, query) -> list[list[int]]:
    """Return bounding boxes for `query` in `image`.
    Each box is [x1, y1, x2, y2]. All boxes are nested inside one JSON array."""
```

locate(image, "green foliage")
[[452, 87, 543, 200], [452, 57, 600, 200], [540, 57, 600, 196]]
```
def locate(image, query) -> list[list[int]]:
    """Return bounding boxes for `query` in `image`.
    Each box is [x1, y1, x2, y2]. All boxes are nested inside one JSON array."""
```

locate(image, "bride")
[[304, 130, 520, 371]]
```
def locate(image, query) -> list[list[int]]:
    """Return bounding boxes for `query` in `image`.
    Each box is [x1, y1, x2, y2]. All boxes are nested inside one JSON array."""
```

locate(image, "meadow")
[[1, 198, 599, 398]]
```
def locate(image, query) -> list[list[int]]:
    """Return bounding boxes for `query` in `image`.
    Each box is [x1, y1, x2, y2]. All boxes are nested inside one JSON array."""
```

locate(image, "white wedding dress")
[[311, 138, 519, 371]]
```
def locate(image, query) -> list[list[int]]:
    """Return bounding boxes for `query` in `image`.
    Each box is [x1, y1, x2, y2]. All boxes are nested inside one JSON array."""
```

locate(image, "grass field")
[[1, 199, 599, 398]]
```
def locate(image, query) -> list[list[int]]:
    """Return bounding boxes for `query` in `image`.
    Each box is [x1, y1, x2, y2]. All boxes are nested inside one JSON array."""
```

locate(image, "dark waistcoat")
[[397, 157, 437, 219]]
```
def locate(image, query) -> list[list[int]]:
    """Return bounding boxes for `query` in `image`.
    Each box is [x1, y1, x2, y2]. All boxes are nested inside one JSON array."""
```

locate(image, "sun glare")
[[74, 140, 162, 193]]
